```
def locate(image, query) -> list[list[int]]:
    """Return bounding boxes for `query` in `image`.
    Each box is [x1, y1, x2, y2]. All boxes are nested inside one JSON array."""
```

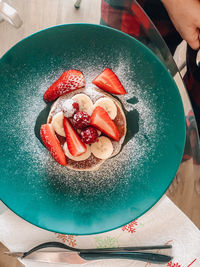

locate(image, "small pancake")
[[47, 87, 127, 171]]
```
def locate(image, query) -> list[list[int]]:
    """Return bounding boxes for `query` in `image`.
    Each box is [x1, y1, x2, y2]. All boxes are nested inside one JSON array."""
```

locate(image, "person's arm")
[[161, 0, 200, 50]]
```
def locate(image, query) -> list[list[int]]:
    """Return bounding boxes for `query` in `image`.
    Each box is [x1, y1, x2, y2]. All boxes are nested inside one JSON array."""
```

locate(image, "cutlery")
[[6, 251, 172, 264], [6, 242, 172, 264]]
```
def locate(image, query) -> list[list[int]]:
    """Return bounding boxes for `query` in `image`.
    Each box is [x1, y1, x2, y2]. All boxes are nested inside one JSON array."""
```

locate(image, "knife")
[[10, 241, 172, 255], [6, 241, 172, 264], [7, 251, 172, 264]]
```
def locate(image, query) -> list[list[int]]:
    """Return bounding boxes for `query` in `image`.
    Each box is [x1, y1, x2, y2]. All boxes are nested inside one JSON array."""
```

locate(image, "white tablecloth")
[[0, 195, 200, 267]]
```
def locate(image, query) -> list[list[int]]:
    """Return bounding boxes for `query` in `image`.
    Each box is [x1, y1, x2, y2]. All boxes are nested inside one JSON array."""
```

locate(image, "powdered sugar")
[[39, 63, 157, 198], [61, 99, 77, 118], [4, 52, 162, 202], [84, 86, 104, 102]]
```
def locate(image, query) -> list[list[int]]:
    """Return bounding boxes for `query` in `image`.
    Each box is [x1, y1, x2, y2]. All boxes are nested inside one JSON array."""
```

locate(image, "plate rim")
[[0, 23, 186, 235]]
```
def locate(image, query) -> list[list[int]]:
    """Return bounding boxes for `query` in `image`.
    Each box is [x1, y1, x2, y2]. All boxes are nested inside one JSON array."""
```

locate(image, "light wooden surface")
[[0, 242, 23, 267], [0, 0, 199, 265], [167, 160, 200, 229], [0, 0, 101, 57]]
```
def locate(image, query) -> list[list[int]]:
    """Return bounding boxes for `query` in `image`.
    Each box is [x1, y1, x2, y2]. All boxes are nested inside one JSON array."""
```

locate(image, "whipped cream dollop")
[[61, 99, 77, 118]]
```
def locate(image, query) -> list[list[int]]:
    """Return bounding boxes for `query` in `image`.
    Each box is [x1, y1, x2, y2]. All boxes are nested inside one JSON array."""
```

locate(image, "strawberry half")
[[90, 106, 120, 141], [92, 68, 126, 95], [44, 70, 85, 102], [40, 124, 67, 166], [63, 117, 87, 157]]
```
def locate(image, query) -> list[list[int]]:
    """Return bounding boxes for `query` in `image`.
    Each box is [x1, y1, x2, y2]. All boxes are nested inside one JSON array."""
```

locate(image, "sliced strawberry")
[[90, 106, 120, 141], [63, 117, 87, 157], [40, 124, 67, 166], [44, 70, 85, 102], [92, 68, 126, 95]]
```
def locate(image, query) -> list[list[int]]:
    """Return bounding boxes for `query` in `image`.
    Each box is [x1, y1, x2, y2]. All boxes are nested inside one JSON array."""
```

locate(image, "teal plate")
[[0, 24, 185, 235]]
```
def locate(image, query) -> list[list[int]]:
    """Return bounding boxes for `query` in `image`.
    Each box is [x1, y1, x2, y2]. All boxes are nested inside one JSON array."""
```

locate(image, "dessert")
[[40, 68, 127, 171]]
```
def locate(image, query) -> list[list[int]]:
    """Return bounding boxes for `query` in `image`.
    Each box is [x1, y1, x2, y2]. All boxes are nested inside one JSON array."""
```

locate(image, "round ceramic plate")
[[0, 24, 185, 235]]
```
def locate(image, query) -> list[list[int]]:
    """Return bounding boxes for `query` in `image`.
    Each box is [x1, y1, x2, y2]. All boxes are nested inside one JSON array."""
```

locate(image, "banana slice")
[[63, 142, 91, 161], [72, 94, 93, 115], [51, 111, 65, 137], [93, 97, 117, 120], [91, 136, 113, 159]]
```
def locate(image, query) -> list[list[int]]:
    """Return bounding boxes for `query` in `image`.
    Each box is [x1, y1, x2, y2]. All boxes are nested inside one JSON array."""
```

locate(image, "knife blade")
[[7, 251, 172, 264], [22, 251, 87, 264]]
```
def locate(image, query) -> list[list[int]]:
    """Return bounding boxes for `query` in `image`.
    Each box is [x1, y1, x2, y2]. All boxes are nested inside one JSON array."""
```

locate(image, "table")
[[0, 1, 200, 266]]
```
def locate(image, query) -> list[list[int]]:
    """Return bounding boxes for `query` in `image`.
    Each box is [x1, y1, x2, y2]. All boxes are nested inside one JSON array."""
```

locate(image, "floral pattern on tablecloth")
[[51, 212, 200, 267], [121, 219, 138, 233], [55, 233, 77, 247], [167, 261, 181, 267], [95, 236, 119, 248]]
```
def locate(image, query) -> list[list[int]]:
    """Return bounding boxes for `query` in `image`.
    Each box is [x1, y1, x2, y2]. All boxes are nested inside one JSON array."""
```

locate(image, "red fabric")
[[131, 2, 150, 29], [121, 11, 140, 36], [101, 0, 122, 30]]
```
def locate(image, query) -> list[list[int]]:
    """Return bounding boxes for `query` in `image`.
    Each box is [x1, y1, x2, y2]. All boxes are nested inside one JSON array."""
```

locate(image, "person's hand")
[[161, 0, 200, 50]]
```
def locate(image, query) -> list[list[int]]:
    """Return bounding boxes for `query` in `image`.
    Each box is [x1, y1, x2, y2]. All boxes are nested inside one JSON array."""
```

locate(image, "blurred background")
[[0, 0, 101, 57]]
